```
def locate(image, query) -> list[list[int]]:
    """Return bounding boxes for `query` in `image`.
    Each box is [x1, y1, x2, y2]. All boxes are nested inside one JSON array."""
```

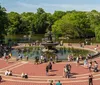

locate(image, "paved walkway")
[[0, 43, 100, 85]]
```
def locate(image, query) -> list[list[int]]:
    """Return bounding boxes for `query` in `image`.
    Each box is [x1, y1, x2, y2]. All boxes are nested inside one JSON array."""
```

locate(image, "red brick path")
[[0, 43, 100, 85]]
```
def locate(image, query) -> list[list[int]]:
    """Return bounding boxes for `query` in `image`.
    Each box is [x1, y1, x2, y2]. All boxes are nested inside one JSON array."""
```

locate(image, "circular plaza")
[[0, 43, 100, 85]]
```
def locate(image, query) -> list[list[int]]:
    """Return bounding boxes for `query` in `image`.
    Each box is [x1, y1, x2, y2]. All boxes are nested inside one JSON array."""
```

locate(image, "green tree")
[[0, 5, 8, 43], [95, 25, 100, 42], [53, 11, 66, 21], [7, 12, 20, 34], [34, 8, 48, 34], [52, 12, 91, 38], [87, 10, 100, 40], [20, 12, 35, 35], [37, 8, 45, 15]]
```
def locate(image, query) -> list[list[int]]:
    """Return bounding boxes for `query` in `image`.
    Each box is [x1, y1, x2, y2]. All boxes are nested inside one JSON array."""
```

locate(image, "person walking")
[[63, 66, 69, 78], [56, 80, 62, 85], [63, 66, 66, 77], [67, 64, 71, 74], [46, 65, 49, 76], [88, 62, 92, 72], [93, 61, 98, 72], [89, 74, 93, 85], [48, 62, 52, 71]]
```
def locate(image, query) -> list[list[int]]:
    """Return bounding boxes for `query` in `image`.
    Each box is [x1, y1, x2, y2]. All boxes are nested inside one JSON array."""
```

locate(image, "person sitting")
[[8, 70, 12, 76], [0, 76, 2, 82], [49, 80, 53, 85], [24, 73, 28, 79], [5, 70, 9, 76], [21, 73, 25, 78]]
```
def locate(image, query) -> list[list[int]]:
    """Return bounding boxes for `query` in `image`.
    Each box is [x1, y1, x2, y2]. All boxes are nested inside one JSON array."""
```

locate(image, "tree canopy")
[[0, 4, 100, 42], [0, 5, 8, 43]]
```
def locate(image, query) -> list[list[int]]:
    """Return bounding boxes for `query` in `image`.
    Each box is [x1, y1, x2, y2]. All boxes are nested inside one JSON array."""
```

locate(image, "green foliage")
[[53, 11, 66, 21], [95, 25, 100, 42], [20, 12, 35, 34], [52, 11, 95, 39], [0, 5, 8, 34], [1, 3, 100, 42], [0, 5, 8, 43], [7, 12, 21, 34]]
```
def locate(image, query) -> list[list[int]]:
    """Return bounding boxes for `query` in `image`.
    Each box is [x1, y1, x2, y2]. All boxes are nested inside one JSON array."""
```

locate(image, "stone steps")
[[1, 71, 100, 83]]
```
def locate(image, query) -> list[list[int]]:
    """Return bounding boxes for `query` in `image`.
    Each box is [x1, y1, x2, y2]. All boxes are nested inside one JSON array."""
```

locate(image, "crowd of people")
[[87, 61, 99, 72], [34, 55, 57, 65]]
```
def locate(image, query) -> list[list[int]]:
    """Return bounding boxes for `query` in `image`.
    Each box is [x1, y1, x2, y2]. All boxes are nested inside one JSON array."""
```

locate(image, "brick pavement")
[[0, 43, 100, 85]]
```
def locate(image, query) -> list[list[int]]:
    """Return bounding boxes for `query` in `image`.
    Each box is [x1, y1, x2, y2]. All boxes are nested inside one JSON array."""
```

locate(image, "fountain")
[[41, 27, 59, 59], [11, 27, 93, 60]]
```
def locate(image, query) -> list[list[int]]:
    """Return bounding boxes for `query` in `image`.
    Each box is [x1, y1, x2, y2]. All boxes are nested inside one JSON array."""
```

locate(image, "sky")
[[0, 0, 100, 13]]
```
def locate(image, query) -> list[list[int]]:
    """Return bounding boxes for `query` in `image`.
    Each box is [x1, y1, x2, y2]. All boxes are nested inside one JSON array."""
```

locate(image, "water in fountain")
[[11, 47, 69, 60], [11, 28, 92, 60]]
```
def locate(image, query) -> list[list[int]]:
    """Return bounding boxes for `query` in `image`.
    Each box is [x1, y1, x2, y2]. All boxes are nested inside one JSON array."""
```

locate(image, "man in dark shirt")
[[89, 74, 93, 85], [46, 65, 49, 76]]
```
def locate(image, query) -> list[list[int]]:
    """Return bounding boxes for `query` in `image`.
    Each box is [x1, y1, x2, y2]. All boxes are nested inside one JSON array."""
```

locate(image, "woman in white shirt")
[[21, 73, 25, 78], [5, 70, 9, 76]]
